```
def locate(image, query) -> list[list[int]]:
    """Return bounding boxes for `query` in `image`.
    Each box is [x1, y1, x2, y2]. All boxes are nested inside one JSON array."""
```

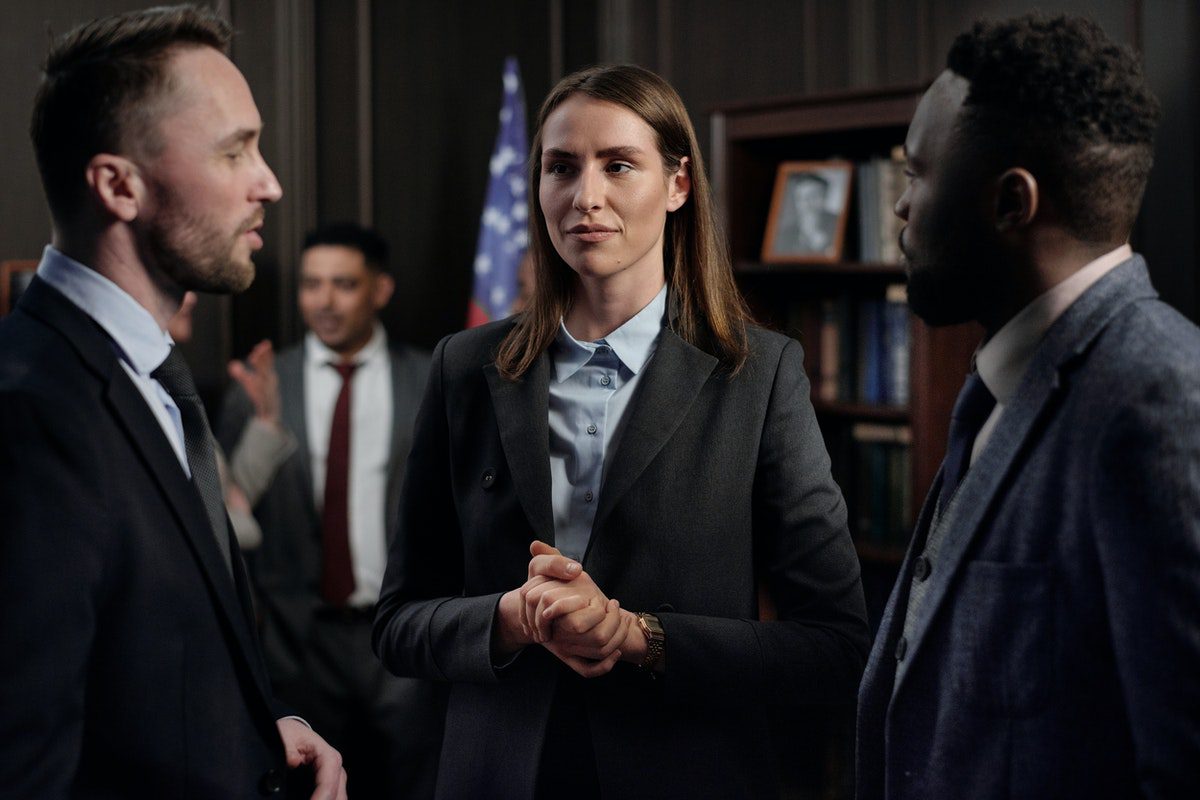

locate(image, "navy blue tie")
[[938, 371, 996, 513]]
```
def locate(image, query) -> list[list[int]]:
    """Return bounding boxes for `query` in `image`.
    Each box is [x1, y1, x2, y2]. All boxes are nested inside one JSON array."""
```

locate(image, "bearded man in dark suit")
[[0, 6, 345, 798]]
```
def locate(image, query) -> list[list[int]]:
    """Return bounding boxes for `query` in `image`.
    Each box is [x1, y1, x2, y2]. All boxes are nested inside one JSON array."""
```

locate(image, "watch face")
[[640, 613, 665, 638]]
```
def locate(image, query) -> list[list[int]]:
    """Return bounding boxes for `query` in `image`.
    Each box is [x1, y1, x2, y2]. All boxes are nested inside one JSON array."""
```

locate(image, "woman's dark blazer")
[[373, 314, 870, 799]]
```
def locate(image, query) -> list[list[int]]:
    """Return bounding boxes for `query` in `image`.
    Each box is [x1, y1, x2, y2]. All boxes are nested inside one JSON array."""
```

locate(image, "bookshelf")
[[712, 86, 981, 618]]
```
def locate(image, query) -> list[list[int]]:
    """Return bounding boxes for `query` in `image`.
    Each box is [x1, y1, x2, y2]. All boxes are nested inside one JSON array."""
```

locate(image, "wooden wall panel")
[[666, 0, 813, 164], [1, 0, 1192, 381], [1139, 0, 1199, 321], [314, 0, 364, 225], [561, 0, 599, 77], [876, 0, 930, 86], [370, 0, 554, 349], [0, 1, 148, 264], [809, 0, 854, 92], [929, 0, 1132, 58]]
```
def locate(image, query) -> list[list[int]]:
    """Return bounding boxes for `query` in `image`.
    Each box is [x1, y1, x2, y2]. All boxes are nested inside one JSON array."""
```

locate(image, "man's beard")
[[142, 191, 260, 295], [900, 229, 988, 328]]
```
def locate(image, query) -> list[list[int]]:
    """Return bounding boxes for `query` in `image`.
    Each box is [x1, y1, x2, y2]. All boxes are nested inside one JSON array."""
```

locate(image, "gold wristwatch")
[[636, 612, 665, 671]]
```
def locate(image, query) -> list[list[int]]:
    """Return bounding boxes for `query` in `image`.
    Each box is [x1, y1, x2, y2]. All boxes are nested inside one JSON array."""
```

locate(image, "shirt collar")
[[35, 245, 173, 375], [552, 284, 667, 383], [305, 320, 387, 369], [976, 243, 1132, 403]]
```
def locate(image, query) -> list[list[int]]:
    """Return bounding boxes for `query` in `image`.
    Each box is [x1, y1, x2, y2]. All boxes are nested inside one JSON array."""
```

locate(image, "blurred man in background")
[[221, 222, 440, 798]]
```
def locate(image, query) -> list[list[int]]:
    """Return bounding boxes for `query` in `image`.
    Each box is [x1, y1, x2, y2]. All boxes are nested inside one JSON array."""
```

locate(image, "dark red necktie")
[[321, 361, 359, 606]]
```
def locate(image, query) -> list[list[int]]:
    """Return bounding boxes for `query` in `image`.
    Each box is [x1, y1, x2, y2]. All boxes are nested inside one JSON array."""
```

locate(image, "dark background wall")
[[2, 0, 1196, 402]]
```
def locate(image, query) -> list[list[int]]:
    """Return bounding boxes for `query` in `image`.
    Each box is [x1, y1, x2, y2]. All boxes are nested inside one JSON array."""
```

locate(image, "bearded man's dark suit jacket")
[[218, 340, 441, 795], [0, 278, 289, 797], [856, 256, 1200, 799], [373, 316, 871, 799]]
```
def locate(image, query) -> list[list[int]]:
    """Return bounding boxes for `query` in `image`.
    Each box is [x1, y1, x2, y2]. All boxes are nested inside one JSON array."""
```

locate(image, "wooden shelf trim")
[[721, 88, 925, 142], [708, 83, 928, 118], [811, 399, 909, 422], [736, 260, 905, 277]]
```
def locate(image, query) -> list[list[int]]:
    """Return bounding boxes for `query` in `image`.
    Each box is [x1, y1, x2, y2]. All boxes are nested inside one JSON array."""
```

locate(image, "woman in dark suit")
[[373, 64, 869, 799]]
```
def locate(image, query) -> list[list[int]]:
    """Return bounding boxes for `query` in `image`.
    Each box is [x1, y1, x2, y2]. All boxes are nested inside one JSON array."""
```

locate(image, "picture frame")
[[0, 260, 38, 317], [761, 160, 853, 264]]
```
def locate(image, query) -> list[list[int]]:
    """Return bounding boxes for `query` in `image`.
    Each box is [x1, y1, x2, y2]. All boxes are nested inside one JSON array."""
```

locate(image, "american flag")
[[467, 56, 528, 328]]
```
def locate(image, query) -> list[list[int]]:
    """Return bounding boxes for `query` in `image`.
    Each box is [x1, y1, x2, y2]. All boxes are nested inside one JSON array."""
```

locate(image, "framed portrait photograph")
[[761, 160, 853, 264], [0, 260, 38, 317]]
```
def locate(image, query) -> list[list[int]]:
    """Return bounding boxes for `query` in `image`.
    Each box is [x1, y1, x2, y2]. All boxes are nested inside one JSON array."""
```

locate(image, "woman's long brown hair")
[[494, 64, 752, 380]]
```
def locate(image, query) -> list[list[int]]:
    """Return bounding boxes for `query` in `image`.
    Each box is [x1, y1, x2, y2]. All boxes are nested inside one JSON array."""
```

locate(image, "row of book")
[[854, 150, 905, 264], [829, 423, 913, 548], [790, 285, 910, 407]]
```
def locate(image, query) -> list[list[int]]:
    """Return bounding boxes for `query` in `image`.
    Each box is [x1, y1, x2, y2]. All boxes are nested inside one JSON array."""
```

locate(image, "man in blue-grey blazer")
[[857, 13, 1200, 799]]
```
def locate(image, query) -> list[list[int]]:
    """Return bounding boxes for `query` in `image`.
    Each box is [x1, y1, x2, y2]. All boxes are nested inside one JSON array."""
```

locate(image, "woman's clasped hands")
[[496, 541, 645, 677]]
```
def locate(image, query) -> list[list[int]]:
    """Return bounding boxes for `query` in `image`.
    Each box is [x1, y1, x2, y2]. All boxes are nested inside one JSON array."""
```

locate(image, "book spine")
[[858, 298, 884, 405], [856, 162, 872, 262], [851, 424, 913, 547], [818, 298, 840, 402], [884, 284, 910, 406], [880, 154, 905, 264], [837, 294, 856, 402]]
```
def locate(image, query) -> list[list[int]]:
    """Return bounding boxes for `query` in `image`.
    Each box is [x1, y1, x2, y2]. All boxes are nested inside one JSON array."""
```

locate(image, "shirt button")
[[587, 424, 597, 435], [584, 491, 594, 503], [913, 555, 931, 581], [895, 636, 908, 661], [599, 375, 611, 386]]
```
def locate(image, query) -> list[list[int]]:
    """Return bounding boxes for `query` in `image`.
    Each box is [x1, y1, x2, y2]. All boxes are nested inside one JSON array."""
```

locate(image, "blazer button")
[[913, 555, 932, 581], [258, 767, 284, 795], [895, 636, 908, 662], [481, 469, 496, 490]]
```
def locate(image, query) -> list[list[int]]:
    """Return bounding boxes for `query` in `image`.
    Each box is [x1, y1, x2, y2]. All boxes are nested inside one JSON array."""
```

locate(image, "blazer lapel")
[[485, 354, 555, 543], [105, 364, 277, 698], [23, 279, 275, 704], [893, 256, 1157, 692], [384, 347, 420, 545], [585, 328, 718, 560]]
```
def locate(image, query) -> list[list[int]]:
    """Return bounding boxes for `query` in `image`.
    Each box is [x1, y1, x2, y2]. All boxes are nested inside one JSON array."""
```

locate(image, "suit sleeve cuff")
[[428, 593, 509, 683], [277, 715, 311, 730]]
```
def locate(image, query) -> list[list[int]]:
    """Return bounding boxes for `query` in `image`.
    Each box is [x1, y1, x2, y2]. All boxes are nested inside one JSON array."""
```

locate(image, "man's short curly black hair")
[[947, 13, 1160, 242]]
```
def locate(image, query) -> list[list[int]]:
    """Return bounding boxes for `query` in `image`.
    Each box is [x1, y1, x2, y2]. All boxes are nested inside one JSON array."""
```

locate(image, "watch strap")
[[636, 612, 665, 671]]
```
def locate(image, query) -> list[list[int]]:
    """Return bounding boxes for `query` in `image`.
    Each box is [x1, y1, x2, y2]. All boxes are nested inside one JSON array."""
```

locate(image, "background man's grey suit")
[[220, 340, 441, 796]]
